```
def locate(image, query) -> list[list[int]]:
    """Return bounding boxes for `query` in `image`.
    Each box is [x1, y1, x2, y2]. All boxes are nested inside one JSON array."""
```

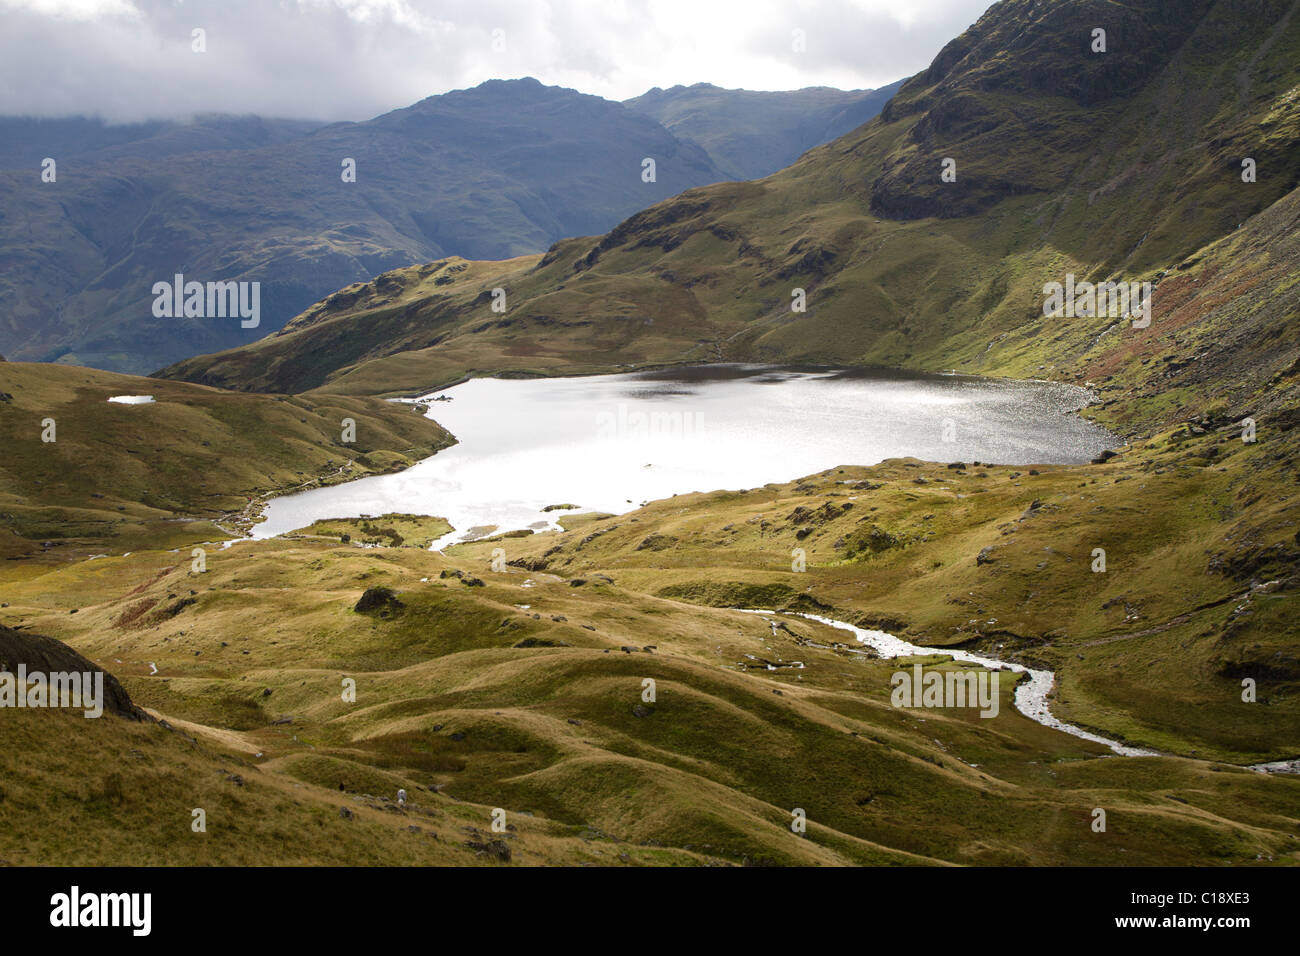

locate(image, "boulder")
[[0, 626, 149, 720], [353, 587, 404, 613]]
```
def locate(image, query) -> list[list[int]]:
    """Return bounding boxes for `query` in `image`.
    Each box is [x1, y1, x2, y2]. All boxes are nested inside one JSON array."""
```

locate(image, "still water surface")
[[253, 365, 1118, 545]]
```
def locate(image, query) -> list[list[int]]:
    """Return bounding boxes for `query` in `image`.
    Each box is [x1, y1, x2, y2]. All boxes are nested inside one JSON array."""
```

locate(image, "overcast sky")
[[0, 0, 996, 122]]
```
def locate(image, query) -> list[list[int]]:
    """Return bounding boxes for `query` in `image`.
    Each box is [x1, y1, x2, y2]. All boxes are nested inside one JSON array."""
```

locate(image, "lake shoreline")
[[251, 363, 1121, 545]]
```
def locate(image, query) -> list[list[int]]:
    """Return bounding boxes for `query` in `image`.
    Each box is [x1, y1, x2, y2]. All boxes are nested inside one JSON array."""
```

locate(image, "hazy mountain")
[[0, 114, 326, 169], [624, 81, 904, 180], [0, 79, 726, 373], [0, 77, 908, 375]]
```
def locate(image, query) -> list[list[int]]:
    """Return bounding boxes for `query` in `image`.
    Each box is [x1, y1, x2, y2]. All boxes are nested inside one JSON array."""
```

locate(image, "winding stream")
[[739, 609, 1161, 757], [741, 611, 1295, 771]]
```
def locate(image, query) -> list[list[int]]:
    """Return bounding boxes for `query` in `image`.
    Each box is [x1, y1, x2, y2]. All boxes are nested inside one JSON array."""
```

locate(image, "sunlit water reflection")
[[254, 364, 1119, 545]]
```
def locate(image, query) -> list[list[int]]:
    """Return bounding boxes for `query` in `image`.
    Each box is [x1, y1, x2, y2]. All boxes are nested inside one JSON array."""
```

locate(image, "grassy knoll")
[[0, 702, 705, 866], [296, 514, 454, 549], [0, 362, 453, 560]]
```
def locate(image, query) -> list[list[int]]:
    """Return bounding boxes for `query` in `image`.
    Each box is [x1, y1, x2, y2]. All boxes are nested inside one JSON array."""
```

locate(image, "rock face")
[[869, 0, 1218, 221], [353, 587, 404, 614], [0, 625, 149, 720]]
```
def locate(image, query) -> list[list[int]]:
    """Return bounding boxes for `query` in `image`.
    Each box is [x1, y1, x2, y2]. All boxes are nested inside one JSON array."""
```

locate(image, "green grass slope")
[[0, 362, 453, 559], [4, 535, 1297, 865]]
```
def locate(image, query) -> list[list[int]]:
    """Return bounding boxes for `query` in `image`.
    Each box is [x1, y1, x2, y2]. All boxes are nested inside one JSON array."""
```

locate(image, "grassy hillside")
[[0, 362, 453, 559], [4, 531, 1297, 866], [0, 622, 695, 866]]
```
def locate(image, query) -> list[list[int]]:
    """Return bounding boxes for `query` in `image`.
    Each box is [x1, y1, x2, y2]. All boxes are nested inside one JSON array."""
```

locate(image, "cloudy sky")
[[0, 0, 996, 122]]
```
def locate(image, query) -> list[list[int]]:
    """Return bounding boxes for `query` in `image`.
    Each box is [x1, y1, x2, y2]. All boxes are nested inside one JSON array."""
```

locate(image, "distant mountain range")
[[0, 79, 897, 374], [625, 81, 904, 180]]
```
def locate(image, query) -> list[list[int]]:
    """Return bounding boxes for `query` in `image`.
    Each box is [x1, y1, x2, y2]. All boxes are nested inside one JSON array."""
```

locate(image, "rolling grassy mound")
[[0, 674, 691, 866], [0, 362, 453, 559], [3, 521, 1298, 865]]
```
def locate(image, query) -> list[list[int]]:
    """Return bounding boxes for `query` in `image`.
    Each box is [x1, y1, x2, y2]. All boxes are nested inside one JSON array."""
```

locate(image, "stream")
[[739, 609, 1161, 757]]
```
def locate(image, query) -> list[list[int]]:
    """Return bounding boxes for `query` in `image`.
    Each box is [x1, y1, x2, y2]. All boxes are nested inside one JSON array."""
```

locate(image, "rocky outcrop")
[[353, 587, 404, 614], [0, 625, 149, 720]]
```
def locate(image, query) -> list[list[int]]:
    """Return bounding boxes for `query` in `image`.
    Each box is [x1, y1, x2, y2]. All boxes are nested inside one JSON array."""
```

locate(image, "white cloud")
[[0, 0, 995, 121], [0, 0, 139, 17], [0, 0, 138, 13]]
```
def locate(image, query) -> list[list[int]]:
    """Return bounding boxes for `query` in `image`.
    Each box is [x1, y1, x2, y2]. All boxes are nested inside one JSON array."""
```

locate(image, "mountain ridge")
[[0, 78, 898, 375], [161, 0, 1300, 441], [624, 80, 905, 180]]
